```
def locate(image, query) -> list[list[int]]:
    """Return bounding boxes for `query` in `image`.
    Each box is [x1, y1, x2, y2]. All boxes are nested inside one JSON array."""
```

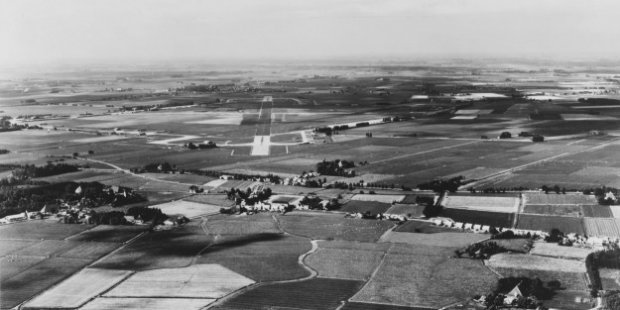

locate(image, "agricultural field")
[[23, 268, 132, 309], [341, 302, 434, 310], [104, 264, 254, 298], [582, 205, 614, 218], [442, 195, 519, 213], [611, 206, 620, 218], [529, 241, 593, 260], [583, 218, 620, 238], [352, 244, 498, 308], [277, 213, 395, 242], [385, 204, 426, 219], [523, 204, 583, 217], [149, 200, 221, 218], [213, 278, 364, 310], [600, 268, 620, 290], [351, 194, 405, 203], [524, 192, 598, 205], [305, 240, 389, 280], [340, 200, 393, 215], [486, 253, 586, 273], [516, 214, 585, 234], [80, 297, 216, 310], [380, 230, 488, 248], [441, 208, 515, 228]]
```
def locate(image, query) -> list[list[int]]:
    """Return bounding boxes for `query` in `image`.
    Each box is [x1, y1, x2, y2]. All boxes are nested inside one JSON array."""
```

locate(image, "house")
[[0, 212, 28, 224], [503, 283, 523, 304]]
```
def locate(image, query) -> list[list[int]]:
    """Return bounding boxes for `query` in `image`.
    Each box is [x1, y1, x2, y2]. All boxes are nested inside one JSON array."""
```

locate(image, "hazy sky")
[[2, 0, 620, 66]]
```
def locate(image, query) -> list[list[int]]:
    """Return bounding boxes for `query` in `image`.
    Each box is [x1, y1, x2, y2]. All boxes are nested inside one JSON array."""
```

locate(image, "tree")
[[499, 131, 512, 139], [88, 150, 95, 155], [72, 152, 79, 158], [532, 135, 544, 142]]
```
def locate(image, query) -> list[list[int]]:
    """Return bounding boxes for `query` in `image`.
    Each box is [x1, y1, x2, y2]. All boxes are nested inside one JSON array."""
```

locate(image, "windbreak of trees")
[[226, 187, 273, 206], [10, 162, 79, 180], [417, 176, 464, 193], [126, 206, 167, 222]]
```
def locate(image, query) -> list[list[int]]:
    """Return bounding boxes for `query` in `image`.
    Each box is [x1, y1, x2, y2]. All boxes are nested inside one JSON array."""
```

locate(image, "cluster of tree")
[[178, 84, 221, 92], [10, 162, 79, 180], [0, 181, 145, 218], [0, 149, 9, 155], [134, 165, 283, 184], [133, 162, 176, 173], [316, 159, 355, 177], [185, 141, 217, 150], [540, 184, 567, 194], [314, 125, 350, 136], [417, 176, 464, 193], [324, 181, 354, 190], [300, 195, 341, 211], [126, 206, 167, 223], [587, 243, 620, 296], [499, 131, 512, 139], [490, 230, 531, 240], [422, 204, 443, 218], [582, 186, 619, 205], [356, 122, 370, 127], [600, 290, 620, 310], [0, 116, 39, 132], [365, 132, 373, 138], [90, 211, 128, 225], [469, 187, 531, 193], [456, 241, 508, 259], [226, 187, 273, 206]]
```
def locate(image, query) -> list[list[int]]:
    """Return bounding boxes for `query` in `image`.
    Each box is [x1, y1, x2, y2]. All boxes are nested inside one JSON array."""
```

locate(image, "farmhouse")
[[0, 212, 29, 224]]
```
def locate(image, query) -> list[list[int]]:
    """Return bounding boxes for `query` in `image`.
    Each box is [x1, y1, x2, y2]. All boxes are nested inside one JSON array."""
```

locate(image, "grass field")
[[67, 224, 146, 243], [611, 206, 620, 218], [600, 268, 620, 290], [441, 208, 515, 228], [23, 268, 132, 309], [516, 214, 585, 234], [394, 221, 456, 234], [529, 242, 592, 260], [305, 241, 388, 280], [0, 221, 95, 240], [183, 194, 233, 207], [341, 302, 434, 310], [523, 204, 583, 217], [80, 297, 216, 310], [213, 278, 364, 310], [583, 218, 620, 238], [443, 195, 518, 213], [491, 267, 588, 291], [105, 264, 254, 298], [351, 194, 405, 203], [352, 244, 498, 308], [277, 213, 395, 242], [340, 200, 393, 215]]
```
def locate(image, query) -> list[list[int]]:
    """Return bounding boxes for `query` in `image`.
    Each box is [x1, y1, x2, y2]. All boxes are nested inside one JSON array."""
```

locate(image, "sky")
[[1, 0, 620, 66]]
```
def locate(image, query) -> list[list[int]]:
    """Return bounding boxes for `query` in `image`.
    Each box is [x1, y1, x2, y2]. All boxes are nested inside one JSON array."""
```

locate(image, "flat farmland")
[[516, 214, 585, 234], [1, 257, 91, 309], [202, 214, 281, 236], [197, 233, 311, 282], [68, 225, 146, 243], [583, 218, 620, 238], [149, 200, 221, 218], [491, 267, 588, 291], [23, 268, 132, 309], [0, 255, 47, 280], [486, 253, 585, 273], [385, 204, 426, 219], [352, 244, 498, 308], [183, 194, 233, 207], [105, 264, 254, 298], [582, 205, 613, 218], [441, 208, 515, 228], [0, 221, 95, 240], [523, 204, 583, 217], [380, 231, 488, 248], [12, 240, 90, 257], [277, 213, 395, 242], [93, 222, 210, 270], [442, 195, 519, 213], [530, 242, 592, 260], [305, 241, 389, 280], [351, 194, 405, 203], [80, 297, 215, 310], [525, 193, 597, 205], [340, 200, 393, 215], [600, 268, 620, 290], [213, 278, 364, 310], [0, 239, 37, 256], [612, 206, 620, 218], [341, 302, 434, 310]]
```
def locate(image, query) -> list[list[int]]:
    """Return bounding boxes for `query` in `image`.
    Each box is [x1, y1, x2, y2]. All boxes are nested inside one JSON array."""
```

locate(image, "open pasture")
[[23, 268, 132, 309], [491, 267, 588, 291], [202, 214, 281, 236], [277, 213, 395, 242], [197, 233, 311, 282], [183, 193, 233, 207], [583, 218, 620, 238], [516, 214, 585, 234], [352, 244, 498, 308], [105, 264, 254, 298], [0, 255, 47, 280], [340, 200, 393, 215], [442, 195, 518, 213], [600, 268, 620, 290], [305, 241, 387, 280], [582, 205, 613, 218], [149, 200, 221, 218], [441, 208, 515, 228], [12, 240, 85, 257], [0, 239, 37, 256], [80, 297, 215, 310], [68, 224, 145, 243], [213, 278, 364, 310], [32, 169, 112, 183], [342, 302, 433, 310]]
